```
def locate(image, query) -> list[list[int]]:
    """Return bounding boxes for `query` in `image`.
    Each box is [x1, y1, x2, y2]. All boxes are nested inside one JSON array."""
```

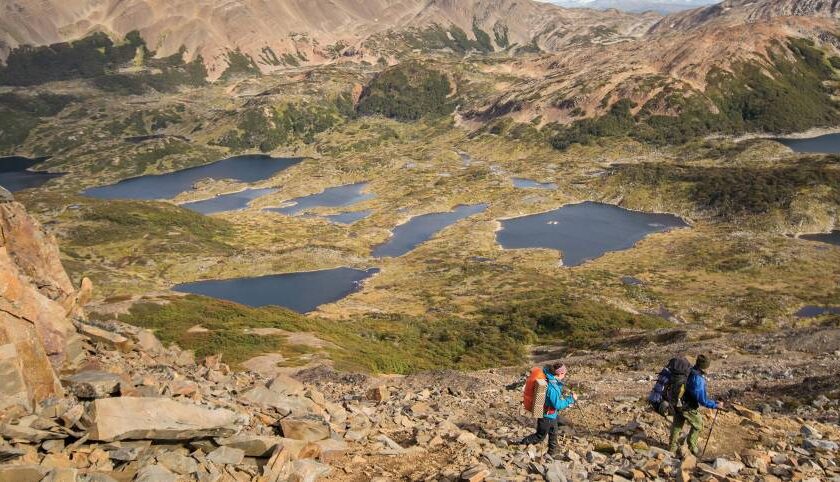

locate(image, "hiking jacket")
[[542, 367, 575, 419], [683, 368, 717, 410]]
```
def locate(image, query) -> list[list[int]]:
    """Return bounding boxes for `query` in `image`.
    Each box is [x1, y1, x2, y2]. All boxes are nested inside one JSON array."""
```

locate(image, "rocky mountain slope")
[[0, 0, 657, 77], [2, 183, 840, 481]]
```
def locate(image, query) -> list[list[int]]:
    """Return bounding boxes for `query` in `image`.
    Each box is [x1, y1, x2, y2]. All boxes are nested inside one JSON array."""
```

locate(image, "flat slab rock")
[[86, 397, 246, 442]]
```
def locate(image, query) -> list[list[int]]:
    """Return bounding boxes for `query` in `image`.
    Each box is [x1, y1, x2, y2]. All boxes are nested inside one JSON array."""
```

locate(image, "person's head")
[[694, 354, 710, 373], [550, 362, 567, 380]]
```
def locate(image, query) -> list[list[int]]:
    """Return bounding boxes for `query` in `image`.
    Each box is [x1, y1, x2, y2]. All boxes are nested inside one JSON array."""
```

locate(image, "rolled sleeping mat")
[[531, 379, 547, 418]]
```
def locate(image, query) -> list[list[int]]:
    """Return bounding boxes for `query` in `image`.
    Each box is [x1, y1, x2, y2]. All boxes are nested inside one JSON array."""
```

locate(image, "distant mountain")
[[546, 0, 718, 14], [0, 0, 658, 78]]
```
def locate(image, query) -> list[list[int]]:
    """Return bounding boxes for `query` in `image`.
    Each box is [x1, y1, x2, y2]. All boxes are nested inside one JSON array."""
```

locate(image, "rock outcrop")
[[0, 196, 89, 413]]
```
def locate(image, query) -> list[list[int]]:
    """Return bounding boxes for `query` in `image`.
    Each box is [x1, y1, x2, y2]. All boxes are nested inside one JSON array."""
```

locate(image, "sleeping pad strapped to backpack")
[[649, 356, 692, 416]]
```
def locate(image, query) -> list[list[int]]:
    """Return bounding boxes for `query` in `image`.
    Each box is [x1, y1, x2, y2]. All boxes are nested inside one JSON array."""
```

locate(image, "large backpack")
[[523, 366, 548, 418], [664, 356, 691, 407]]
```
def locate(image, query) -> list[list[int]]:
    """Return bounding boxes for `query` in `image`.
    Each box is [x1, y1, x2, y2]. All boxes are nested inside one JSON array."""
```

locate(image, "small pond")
[[372, 204, 488, 258], [512, 178, 557, 190], [497, 201, 688, 267], [795, 306, 840, 318], [180, 188, 278, 215], [172, 267, 379, 313], [266, 183, 374, 216], [83, 155, 301, 200], [323, 210, 373, 225], [800, 231, 840, 247], [777, 133, 840, 153], [0, 156, 63, 192]]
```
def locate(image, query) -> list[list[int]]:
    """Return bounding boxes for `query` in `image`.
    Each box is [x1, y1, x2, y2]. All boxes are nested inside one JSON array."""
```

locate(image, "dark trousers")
[[520, 417, 559, 450]]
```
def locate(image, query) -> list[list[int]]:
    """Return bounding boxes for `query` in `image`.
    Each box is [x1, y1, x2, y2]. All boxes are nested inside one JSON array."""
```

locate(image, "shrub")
[[357, 61, 454, 121]]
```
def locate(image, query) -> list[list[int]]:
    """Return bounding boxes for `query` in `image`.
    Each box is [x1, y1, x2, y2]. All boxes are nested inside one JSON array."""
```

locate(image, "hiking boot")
[[547, 447, 563, 459]]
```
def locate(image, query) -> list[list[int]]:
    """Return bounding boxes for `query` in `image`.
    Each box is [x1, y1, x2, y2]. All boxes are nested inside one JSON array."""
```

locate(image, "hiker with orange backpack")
[[518, 362, 577, 456]]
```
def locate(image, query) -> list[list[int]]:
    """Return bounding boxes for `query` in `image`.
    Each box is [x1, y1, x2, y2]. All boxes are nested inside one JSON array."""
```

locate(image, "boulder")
[[0, 443, 26, 462], [315, 438, 348, 463], [367, 386, 390, 402], [136, 330, 164, 354], [460, 463, 490, 482], [741, 449, 770, 473], [288, 459, 332, 482], [86, 397, 244, 441], [156, 452, 199, 475], [241, 386, 321, 416], [0, 465, 48, 482], [215, 434, 282, 457], [267, 374, 305, 395], [263, 445, 291, 482], [42, 468, 78, 482], [135, 465, 177, 482], [731, 403, 762, 422], [0, 343, 34, 411], [712, 458, 745, 476], [279, 414, 331, 442], [804, 438, 838, 452], [801, 425, 823, 439], [62, 370, 123, 399], [77, 324, 133, 353], [207, 445, 245, 465]]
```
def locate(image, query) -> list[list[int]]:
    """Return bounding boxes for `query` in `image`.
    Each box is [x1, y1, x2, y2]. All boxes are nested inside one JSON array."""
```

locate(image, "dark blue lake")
[[372, 204, 488, 258], [267, 183, 374, 216], [83, 155, 302, 200], [0, 156, 63, 192], [512, 178, 557, 190], [777, 134, 840, 153], [173, 267, 378, 313], [180, 188, 277, 215], [323, 210, 373, 225], [801, 231, 840, 247], [497, 201, 688, 267], [795, 306, 840, 318]]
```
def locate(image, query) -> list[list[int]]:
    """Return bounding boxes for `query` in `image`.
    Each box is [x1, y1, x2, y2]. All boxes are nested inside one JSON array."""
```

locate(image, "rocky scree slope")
[[1, 187, 840, 481], [0, 0, 657, 77]]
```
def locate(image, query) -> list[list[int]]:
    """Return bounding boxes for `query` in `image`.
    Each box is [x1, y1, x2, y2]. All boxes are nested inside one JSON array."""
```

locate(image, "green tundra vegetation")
[[356, 61, 454, 121], [219, 49, 261, 80], [0, 92, 77, 151], [115, 293, 666, 373], [0, 32, 207, 94], [216, 94, 355, 151], [610, 159, 840, 219], [549, 38, 840, 150]]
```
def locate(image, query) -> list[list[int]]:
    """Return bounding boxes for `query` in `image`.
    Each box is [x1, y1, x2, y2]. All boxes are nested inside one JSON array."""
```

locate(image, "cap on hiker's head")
[[695, 354, 710, 371]]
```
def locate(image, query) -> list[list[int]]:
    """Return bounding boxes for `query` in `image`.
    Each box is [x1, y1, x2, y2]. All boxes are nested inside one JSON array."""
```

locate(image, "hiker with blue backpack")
[[649, 356, 692, 418], [668, 354, 724, 455], [518, 363, 578, 457]]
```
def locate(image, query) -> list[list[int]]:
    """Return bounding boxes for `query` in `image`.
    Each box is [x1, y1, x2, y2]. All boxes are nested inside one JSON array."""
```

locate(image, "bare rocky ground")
[[2, 189, 840, 482], [2, 317, 840, 481]]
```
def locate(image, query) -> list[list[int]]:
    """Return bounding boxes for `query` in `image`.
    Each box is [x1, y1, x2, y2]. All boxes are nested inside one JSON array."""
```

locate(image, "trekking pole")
[[565, 383, 592, 436], [701, 409, 720, 458], [574, 400, 593, 436]]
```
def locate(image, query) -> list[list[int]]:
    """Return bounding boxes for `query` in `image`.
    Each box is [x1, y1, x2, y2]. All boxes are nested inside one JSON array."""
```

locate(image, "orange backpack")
[[523, 366, 546, 412]]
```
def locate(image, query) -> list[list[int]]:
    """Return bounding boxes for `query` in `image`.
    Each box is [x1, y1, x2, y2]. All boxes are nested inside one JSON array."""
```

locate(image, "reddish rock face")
[[0, 199, 87, 413]]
